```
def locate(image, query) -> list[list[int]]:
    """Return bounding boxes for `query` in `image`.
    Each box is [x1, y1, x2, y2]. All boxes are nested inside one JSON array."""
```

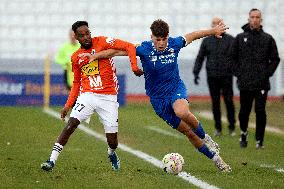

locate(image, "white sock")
[[212, 154, 220, 162], [107, 147, 115, 156], [50, 143, 64, 163]]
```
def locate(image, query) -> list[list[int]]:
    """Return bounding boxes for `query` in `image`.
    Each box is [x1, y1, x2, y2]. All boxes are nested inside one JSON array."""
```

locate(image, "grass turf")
[[1, 102, 284, 188]]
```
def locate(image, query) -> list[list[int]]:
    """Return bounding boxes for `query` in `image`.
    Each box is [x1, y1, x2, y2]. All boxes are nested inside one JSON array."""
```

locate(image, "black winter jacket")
[[193, 33, 234, 77], [230, 23, 280, 90]]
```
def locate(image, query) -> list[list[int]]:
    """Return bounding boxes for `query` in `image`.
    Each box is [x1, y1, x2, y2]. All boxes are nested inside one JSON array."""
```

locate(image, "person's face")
[[75, 25, 92, 49], [151, 34, 168, 51], [248, 10, 262, 30]]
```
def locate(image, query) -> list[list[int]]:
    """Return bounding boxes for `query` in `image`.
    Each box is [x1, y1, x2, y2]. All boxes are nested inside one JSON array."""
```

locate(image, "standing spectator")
[[55, 30, 80, 90], [230, 8, 280, 149], [193, 17, 236, 137]]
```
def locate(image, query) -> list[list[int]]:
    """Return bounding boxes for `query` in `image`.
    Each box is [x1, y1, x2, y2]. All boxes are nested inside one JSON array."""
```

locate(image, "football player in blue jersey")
[[81, 19, 231, 172]]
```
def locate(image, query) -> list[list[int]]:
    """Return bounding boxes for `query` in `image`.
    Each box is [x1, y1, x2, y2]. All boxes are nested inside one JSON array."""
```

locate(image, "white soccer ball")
[[162, 153, 185, 175]]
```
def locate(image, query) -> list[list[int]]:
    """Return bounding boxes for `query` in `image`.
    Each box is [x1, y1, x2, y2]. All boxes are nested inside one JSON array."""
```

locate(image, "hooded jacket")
[[230, 23, 280, 90]]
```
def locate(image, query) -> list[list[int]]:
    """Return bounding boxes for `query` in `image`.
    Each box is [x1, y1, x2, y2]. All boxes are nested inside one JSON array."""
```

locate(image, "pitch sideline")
[[43, 107, 219, 189]]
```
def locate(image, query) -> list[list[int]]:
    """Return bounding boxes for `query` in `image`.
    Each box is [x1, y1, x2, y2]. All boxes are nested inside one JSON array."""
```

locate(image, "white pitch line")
[[260, 164, 276, 168], [43, 107, 219, 189], [146, 126, 183, 139], [275, 168, 284, 173], [260, 164, 284, 173], [198, 111, 284, 135]]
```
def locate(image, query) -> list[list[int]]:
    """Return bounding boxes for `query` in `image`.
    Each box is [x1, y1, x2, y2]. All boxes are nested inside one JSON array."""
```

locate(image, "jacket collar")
[[242, 23, 263, 34]]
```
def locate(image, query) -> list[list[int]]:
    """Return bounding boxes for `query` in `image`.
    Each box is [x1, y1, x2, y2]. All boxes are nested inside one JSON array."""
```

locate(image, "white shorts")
[[70, 93, 119, 133]]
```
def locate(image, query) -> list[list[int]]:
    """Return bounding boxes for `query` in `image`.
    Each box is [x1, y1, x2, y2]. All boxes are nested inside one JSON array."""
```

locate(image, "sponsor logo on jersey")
[[81, 60, 100, 76], [159, 53, 176, 64], [88, 75, 103, 89]]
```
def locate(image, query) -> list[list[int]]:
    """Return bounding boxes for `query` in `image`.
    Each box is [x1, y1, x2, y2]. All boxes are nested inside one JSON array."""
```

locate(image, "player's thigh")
[[172, 98, 189, 116], [171, 85, 189, 116], [95, 95, 119, 133], [70, 93, 94, 122], [151, 98, 181, 129]]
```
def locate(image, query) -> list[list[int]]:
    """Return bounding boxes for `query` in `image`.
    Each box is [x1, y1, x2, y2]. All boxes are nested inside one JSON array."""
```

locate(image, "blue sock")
[[198, 144, 215, 159], [193, 122, 205, 139]]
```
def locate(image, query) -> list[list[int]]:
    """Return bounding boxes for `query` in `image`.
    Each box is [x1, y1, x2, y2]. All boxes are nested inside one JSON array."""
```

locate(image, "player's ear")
[[74, 33, 79, 41]]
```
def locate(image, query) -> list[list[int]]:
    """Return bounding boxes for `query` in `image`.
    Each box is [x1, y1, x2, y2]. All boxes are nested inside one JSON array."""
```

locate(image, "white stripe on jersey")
[[110, 58, 119, 93]]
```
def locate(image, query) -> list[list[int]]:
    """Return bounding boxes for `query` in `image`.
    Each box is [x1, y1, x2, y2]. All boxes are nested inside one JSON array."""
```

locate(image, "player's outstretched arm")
[[79, 49, 127, 62], [79, 49, 143, 76], [184, 22, 229, 45]]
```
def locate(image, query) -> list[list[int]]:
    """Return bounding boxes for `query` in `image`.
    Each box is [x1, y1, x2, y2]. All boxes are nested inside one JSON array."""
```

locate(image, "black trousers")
[[207, 76, 235, 131], [239, 90, 268, 142]]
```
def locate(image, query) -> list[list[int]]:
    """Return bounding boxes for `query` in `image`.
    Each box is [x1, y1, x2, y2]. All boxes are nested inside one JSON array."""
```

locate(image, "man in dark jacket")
[[193, 17, 236, 137], [230, 8, 280, 149]]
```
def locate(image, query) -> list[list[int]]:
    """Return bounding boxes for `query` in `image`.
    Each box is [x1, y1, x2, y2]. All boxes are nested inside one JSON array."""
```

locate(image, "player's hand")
[[79, 53, 91, 59], [60, 107, 70, 122], [194, 75, 200, 85], [79, 53, 96, 63], [214, 21, 229, 38], [133, 69, 144, 77]]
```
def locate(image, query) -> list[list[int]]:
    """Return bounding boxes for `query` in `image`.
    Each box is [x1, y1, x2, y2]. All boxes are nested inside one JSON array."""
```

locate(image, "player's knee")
[[65, 118, 80, 134], [174, 109, 188, 120]]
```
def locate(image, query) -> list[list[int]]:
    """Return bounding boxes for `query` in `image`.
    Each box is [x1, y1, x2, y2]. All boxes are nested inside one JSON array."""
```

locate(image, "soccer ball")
[[162, 153, 185, 175]]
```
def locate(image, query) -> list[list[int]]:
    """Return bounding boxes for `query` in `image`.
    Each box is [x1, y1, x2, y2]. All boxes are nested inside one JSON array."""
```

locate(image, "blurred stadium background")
[[0, 0, 284, 106], [1, 1, 284, 188]]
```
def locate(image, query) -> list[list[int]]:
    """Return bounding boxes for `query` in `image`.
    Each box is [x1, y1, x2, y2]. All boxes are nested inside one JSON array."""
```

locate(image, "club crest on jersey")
[[151, 56, 157, 62], [168, 48, 174, 53], [244, 38, 247, 42], [81, 60, 100, 76]]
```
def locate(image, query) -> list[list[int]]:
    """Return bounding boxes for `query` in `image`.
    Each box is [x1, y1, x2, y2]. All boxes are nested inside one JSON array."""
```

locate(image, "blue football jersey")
[[136, 36, 187, 98]]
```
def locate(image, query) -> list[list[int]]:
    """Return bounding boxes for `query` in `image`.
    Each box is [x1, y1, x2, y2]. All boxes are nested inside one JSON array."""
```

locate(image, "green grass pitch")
[[1, 103, 284, 188]]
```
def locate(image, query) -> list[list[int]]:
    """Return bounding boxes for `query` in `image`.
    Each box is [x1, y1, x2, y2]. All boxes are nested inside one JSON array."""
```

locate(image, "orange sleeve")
[[64, 58, 81, 108], [100, 37, 139, 71]]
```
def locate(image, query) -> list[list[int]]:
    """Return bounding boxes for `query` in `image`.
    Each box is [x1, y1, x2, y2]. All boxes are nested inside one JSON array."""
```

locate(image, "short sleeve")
[[172, 36, 186, 50], [136, 44, 145, 57]]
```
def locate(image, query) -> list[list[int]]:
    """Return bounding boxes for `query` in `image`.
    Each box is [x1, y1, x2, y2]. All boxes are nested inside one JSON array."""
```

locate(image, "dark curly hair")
[[150, 19, 169, 37], [72, 21, 89, 33]]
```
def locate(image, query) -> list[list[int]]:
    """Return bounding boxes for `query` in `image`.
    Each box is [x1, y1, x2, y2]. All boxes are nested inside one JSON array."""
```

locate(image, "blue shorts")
[[150, 85, 188, 129]]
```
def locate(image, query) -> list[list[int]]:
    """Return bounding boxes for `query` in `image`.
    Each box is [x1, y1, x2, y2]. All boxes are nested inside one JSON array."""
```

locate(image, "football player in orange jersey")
[[41, 21, 143, 172]]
